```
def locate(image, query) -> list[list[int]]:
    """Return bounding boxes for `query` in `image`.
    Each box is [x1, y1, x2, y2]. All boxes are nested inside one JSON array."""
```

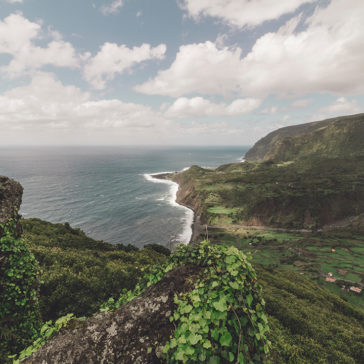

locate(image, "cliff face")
[[0, 175, 23, 238], [172, 166, 207, 219], [245, 113, 364, 162]]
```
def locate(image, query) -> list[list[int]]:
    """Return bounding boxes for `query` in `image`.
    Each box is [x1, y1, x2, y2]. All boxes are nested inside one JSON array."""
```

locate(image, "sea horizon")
[[0, 145, 249, 247]]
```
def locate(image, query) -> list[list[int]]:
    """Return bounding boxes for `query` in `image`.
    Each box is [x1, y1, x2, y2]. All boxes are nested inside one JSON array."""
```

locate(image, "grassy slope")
[[20, 219, 364, 363], [174, 156, 364, 229], [171, 131, 364, 362], [22, 218, 169, 320], [245, 113, 364, 162], [260, 267, 364, 363]]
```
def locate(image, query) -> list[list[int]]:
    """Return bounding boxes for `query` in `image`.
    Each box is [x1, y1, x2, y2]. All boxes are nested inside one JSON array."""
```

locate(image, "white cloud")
[[165, 97, 260, 118], [291, 99, 311, 108], [135, 41, 243, 97], [318, 97, 362, 116], [0, 73, 168, 132], [100, 0, 124, 15], [7, 0, 23, 3], [180, 0, 314, 28], [136, 0, 364, 98], [84, 43, 166, 89], [0, 13, 79, 77]]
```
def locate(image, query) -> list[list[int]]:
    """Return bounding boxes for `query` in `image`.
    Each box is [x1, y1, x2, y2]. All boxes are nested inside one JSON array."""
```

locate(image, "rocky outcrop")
[[0, 175, 23, 238], [23, 264, 202, 364]]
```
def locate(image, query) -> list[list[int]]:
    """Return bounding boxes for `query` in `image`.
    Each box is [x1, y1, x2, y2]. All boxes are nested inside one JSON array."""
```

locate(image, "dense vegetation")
[[245, 113, 364, 162], [99, 242, 271, 363], [21, 218, 170, 320], [0, 220, 41, 363], [260, 267, 364, 363], [14, 236, 364, 364], [174, 155, 364, 229]]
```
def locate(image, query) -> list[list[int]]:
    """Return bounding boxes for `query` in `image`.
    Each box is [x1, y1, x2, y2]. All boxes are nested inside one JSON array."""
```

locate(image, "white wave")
[[143, 171, 193, 245]]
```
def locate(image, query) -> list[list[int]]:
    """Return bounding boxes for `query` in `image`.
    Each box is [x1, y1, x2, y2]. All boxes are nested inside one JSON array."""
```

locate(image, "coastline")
[[146, 171, 203, 246], [144, 171, 196, 246]]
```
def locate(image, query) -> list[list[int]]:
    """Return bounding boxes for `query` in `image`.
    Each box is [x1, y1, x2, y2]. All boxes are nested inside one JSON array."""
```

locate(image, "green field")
[[202, 227, 364, 308]]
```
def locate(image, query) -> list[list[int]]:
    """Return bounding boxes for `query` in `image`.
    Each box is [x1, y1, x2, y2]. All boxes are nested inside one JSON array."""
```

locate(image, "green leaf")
[[211, 328, 220, 341], [225, 255, 236, 264], [199, 352, 207, 362], [213, 297, 227, 312], [169, 338, 177, 348], [219, 330, 232, 347], [264, 344, 270, 354], [209, 356, 221, 364], [203, 339, 212, 349], [238, 352, 246, 364], [175, 350, 185, 361], [260, 313, 268, 323], [211, 280, 219, 288], [177, 335, 187, 344], [228, 352, 235, 362], [189, 333, 202, 345], [229, 281, 240, 290], [182, 304, 193, 314], [246, 294, 253, 307], [185, 346, 195, 355]]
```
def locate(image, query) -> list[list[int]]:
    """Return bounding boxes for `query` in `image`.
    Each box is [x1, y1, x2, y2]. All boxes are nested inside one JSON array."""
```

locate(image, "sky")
[[0, 0, 363, 146]]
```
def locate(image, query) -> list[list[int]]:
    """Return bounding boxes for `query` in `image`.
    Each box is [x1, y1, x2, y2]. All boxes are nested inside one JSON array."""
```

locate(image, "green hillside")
[[245, 113, 364, 162], [172, 156, 364, 230], [21, 218, 169, 320]]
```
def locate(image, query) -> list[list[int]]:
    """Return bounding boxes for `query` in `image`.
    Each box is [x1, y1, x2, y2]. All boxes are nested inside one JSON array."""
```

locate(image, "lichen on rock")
[[23, 264, 202, 364]]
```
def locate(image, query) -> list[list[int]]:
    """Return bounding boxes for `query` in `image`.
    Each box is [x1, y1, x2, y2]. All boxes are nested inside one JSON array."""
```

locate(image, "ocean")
[[0, 146, 249, 248]]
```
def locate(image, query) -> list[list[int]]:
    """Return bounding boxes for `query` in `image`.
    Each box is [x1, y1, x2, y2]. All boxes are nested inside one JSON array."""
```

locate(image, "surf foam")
[[143, 170, 193, 245]]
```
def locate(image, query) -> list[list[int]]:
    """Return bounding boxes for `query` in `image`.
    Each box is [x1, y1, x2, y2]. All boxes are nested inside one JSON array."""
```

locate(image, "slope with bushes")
[[21, 218, 170, 320]]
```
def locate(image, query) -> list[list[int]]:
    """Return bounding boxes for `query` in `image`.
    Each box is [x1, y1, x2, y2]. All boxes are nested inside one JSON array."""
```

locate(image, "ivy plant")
[[101, 241, 270, 363], [11, 313, 79, 363], [0, 218, 41, 363]]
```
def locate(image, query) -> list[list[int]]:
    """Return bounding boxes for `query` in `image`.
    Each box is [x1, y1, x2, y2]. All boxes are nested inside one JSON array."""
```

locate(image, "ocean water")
[[0, 146, 249, 248]]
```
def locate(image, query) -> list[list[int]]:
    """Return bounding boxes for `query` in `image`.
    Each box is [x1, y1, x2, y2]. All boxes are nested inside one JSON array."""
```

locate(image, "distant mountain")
[[245, 113, 364, 162]]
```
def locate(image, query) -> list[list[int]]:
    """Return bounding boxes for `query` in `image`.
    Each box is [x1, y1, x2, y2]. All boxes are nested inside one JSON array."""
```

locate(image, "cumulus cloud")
[[84, 43, 166, 89], [165, 97, 260, 118], [0, 14, 79, 77], [100, 0, 124, 15], [136, 0, 364, 98], [0, 73, 168, 132], [180, 0, 314, 28], [135, 41, 243, 97], [318, 97, 362, 116]]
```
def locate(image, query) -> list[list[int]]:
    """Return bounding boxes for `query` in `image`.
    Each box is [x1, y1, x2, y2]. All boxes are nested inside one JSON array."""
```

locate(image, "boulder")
[[23, 264, 202, 364]]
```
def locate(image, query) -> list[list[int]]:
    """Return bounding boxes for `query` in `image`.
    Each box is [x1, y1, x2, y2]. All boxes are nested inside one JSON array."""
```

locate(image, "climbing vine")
[[11, 313, 79, 363], [101, 241, 270, 363], [0, 219, 41, 363]]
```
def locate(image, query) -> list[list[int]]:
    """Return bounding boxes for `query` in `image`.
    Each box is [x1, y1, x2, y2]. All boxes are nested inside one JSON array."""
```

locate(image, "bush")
[[0, 221, 41, 363]]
